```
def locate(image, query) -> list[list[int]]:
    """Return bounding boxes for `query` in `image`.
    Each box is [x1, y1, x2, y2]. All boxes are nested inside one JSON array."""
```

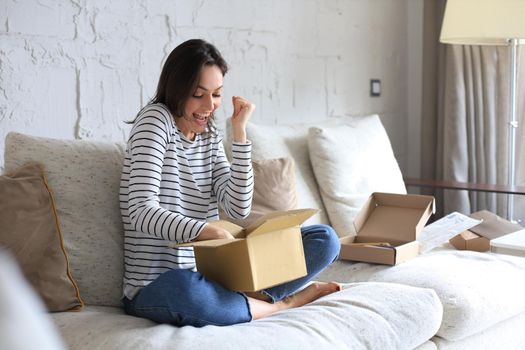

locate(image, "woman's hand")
[[231, 96, 255, 143], [195, 223, 235, 241]]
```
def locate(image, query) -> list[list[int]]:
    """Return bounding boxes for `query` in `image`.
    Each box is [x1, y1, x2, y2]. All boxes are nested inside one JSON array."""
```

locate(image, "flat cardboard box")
[[173, 209, 316, 292], [490, 228, 525, 257], [339, 192, 435, 265], [449, 210, 523, 252]]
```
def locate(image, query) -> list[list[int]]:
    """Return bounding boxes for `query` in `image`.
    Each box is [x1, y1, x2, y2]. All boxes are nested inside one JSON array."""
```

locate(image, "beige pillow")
[[220, 158, 297, 227], [0, 163, 83, 312]]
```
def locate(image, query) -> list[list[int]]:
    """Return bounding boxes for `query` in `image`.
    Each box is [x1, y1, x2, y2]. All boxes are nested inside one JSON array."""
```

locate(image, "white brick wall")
[[0, 0, 421, 175]]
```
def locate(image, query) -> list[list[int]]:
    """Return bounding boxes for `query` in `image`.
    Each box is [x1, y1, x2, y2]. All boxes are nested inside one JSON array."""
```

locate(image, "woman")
[[120, 39, 341, 327]]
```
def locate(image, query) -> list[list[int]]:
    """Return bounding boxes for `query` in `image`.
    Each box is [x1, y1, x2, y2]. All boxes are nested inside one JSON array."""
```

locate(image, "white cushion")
[[316, 248, 525, 341], [307, 115, 406, 236], [52, 282, 442, 350], [226, 118, 349, 226], [432, 311, 525, 349], [4, 132, 126, 307], [0, 251, 65, 350]]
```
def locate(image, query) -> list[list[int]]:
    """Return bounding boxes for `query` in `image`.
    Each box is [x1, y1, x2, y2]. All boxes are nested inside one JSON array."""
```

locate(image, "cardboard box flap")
[[245, 209, 318, 237], [414, 198, 436, 235], [206, 220, 245, 238], [353, 195, 376, 234], [373, 192, 435, 211], [353, 193, 435, 243], [469, 210, 522, 240]]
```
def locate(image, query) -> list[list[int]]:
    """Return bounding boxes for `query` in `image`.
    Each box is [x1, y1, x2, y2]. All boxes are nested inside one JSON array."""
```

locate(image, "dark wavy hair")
[[130, 39, 228, 134]]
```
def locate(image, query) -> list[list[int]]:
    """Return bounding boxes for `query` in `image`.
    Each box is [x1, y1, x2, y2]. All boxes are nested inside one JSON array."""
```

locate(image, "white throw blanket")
[[52, 282, 442, 350], [317, 247, 525, 341]]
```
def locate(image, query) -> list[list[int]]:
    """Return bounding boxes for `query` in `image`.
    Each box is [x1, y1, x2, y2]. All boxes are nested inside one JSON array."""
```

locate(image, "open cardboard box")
[[450, 210, 523, 252], [172, 209, 316, 292], [339, 192, 435, 265]]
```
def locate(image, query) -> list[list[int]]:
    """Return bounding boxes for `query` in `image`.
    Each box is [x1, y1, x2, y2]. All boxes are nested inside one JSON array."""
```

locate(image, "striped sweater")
[[120, 103, 253, 299]]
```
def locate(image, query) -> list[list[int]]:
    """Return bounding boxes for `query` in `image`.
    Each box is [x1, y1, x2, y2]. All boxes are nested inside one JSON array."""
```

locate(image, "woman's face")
[[177, 64, 223, 140]]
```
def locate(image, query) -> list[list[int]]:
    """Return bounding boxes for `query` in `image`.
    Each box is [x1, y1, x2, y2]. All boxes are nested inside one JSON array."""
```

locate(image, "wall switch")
[[370, 79, 381, 97]]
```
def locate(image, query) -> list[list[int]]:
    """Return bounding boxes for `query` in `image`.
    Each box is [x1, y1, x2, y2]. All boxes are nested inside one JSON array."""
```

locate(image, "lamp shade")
[[440, 0, 525, 45]]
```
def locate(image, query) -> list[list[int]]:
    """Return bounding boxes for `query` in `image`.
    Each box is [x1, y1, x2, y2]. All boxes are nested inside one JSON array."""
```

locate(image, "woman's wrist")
[[195, 223, 234, 241], [195, 224, 215, 241], [232, 128, 247, 144]]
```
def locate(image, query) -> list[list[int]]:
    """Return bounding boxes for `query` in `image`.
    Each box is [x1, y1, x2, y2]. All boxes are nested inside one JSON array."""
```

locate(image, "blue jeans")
[[123, 224, 340, 327]]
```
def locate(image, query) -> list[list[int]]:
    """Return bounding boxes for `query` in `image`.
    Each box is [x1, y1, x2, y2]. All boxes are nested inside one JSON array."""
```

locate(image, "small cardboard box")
[[339, 192, 435, 265], [173, 209, 316, 292], [449, 230, 489, 251], [450, 210, 523, 252]]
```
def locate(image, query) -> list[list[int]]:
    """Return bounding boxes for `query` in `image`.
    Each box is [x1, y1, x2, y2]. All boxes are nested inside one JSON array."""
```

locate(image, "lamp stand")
[[507, 38, 519, 222]]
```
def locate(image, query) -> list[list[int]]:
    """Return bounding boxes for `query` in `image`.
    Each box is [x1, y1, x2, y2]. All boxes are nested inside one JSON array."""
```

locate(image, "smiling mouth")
[[193, 113, 210, 126]]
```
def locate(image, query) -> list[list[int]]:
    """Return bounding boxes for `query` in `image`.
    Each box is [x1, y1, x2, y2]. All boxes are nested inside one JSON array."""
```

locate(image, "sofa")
[[1, 114, 525, 350]]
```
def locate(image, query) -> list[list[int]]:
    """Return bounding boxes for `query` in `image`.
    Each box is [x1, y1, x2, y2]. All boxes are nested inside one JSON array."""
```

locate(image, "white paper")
[[418, 212, 482, 253]]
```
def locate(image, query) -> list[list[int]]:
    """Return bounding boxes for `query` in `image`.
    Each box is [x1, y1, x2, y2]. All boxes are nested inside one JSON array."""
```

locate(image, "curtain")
[[422, 0, 525, 223], [514, 52, 525, 222]]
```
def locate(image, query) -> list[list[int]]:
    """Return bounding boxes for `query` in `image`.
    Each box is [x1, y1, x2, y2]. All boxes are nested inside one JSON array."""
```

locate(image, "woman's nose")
[[202, 94, 214, 111]]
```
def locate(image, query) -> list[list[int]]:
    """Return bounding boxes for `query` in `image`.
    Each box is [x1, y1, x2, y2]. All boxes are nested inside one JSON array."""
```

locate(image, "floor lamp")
[[439, 0, 525, 222]]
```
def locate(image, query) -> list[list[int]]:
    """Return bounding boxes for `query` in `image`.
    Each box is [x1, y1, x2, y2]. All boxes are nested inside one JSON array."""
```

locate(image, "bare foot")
[[281, 281, 342, 308], [247, 282, 342, 320]]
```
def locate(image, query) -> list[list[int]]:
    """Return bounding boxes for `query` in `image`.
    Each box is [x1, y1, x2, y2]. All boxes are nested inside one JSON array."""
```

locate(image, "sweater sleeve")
[[212, 140, 254, 219], [126, 112, 206, 243]]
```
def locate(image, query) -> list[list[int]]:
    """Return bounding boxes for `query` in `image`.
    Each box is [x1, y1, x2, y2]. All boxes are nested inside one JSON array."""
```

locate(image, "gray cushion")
[[4, 132, 126, 306]]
